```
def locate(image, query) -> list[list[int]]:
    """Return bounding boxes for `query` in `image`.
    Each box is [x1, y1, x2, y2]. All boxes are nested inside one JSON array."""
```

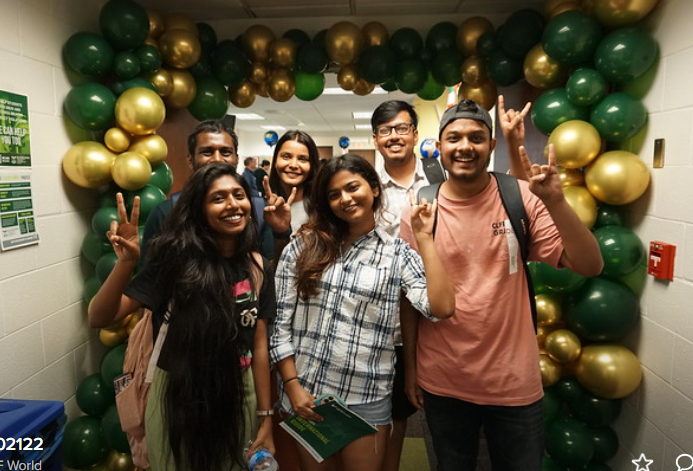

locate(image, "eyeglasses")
[[375, 122, 415, 137]]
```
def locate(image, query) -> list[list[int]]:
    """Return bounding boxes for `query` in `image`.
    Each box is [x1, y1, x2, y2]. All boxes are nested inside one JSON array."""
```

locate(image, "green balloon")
[[546, 417, 595, 468], [590, 426, 619, 462], [555, 378, 585, 402], [64, 82, 116, 131], [357, 45, 396, 85], [113, 51, 140, 79], [568, 391, 621, 427], [91, 206, 119, 241], [76, 373, 114, 417], [531, 88, 589, 135], [565, 277, 640, 341], [284, 29, 311, 48], [380, 77, 398, 92], [593, 225, 645, 278], [82, 231, 114, 265], [313, 29, 328, 47], [566, 68, 607, 107], [542, 10, 603, 65], [417, 71, 445, 101], [500, 9, 544, 59], [426, 21, 457, 56], [149, 161, 174, 194], [543, 388, 563, 426], [395, 59, 427, 94], [595, 27, 658, 84], [83, 275, 102, 304], [486, 49, 523, 87], [99, 0, 149, 51], [595, 204, 625, 229], [618, 261, 647, 298], [188, 77, 229, 121], [126, 184, 167, 223], [102, 403, 132, 453], [295, 71, 325, 101], [62, 416, 110, 469], [212, 42, 250, 88], [527, 261, 550, 295], [297, 42, 329, 74], [136, 44, 162, 74], [98, 187, 119, 207], [197, 22, 218, 51], [583, 464, 613, 471], [542, 456, 568, 471], [477, 31, 500, 58], [96, 252, 119, 283], [111, 76, 156, 96], [590, 92, 647, 142], [534, 262, 587, 294], [64, 31, 114, 78], [190, 50, 214, 79], [101, 343, 127, 394], [390, 27, 424, 60], [431, 49, 463, 87]]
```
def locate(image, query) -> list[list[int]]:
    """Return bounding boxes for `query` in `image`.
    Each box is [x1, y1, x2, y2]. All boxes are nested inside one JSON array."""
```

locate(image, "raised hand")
[[106, 192, 140, 264], [409, 190, 437, 239], [519, 144, 563, 205], [498, 94, 531, 145], [262, 176, 297, 233]]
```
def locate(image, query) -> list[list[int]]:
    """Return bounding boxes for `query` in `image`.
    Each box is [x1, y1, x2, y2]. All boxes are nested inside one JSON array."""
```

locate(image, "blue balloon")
[[420, 138, 440, 158], [339, 136, 350, 149], [264, 130, 278, 147]]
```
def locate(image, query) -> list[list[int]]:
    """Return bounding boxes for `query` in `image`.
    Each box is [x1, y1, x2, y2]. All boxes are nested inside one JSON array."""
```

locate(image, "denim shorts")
[[347, 394, 393, 427]]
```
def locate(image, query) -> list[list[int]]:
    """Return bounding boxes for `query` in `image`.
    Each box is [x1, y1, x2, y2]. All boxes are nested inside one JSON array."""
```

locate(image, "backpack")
[[417, 172, 538, 329]]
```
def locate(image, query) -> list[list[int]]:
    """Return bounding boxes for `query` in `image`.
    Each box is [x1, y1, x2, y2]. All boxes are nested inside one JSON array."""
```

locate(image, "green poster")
[[0, 90, 31, 167]]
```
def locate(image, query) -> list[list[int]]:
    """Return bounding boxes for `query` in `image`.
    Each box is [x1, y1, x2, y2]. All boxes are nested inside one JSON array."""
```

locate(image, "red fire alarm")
[[648, 241, 676, 281]]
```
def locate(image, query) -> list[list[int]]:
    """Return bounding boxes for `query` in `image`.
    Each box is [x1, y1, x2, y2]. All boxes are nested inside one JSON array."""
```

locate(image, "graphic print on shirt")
[[232, 278, 258, 368], [491, 219, 519, 275]]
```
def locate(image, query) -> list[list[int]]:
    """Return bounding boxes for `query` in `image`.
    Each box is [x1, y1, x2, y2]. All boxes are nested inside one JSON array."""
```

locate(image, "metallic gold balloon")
[[112, 152, 152, 191], [146, 69, 173, 96], [267, 68, 295, 102], [255, 80, 269, 98], [457, 16, 494, 56], [243, 25, 275, 63], [250, 62, 270, 84], [271, 38, 297, 69], [537, 324, 558, 348], [104, 127, 131, 153], [62, 141, 115, 188], [362, 21, 389, 47], [545, 329, 582, 364], [548, 120, 602, 169], [105, 449, 135, 471], [144, 37, 159, 49], [147, 10, 164, 39], [550, 1, 582, 17], [165, 69, 197, 109], [229, 81, 257, 109], [129, 134, 168, 164], [126, 312, 140, 336], [159, 29, 201, 69], [164, 13, 197, 34], [523, 43, 568, 89], [104, 313, 133, 332], [576, 344, 642, 398], [338, 64, 358, 91], [540, 353, 562, 387], [585, 150, 651, 205], [325, 21, 364, 65], [461, 56, 487, 86], [99, 328, 127, 347], [563, 186, 597, 229], [353, 78, 375, 96], [458, 80, 497, 111], [115, 87, 166, 136], [536, 294, 563, 326], [559, 167, 585, 187], [85, 460, 110, 471], [590, 0, 660, 28]]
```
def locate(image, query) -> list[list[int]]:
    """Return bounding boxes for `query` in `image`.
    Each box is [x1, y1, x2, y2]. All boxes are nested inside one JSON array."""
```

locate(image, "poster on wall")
[[0, 170, 39, 250], [0, 90, 30, 167]]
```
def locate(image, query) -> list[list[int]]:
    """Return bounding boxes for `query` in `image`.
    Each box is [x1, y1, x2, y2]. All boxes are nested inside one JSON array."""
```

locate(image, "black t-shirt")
[[124, 256, 277, 370]]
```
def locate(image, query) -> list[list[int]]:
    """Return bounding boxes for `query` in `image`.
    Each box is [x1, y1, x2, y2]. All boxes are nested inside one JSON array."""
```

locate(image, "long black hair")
[[268, 130, 320, 206], [148, 162, 261, 470], [296, 154, 383, 299]]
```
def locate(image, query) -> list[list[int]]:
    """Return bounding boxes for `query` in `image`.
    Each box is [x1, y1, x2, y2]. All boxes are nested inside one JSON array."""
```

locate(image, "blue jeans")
[[423, 390, 543, 471]]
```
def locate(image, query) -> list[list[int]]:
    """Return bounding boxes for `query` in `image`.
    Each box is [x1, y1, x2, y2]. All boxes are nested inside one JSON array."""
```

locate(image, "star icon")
[[632, 453, 653, 471]]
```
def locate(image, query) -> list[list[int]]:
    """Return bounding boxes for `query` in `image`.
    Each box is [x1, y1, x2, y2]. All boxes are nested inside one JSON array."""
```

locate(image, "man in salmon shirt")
[[399, 99, 603, 471]]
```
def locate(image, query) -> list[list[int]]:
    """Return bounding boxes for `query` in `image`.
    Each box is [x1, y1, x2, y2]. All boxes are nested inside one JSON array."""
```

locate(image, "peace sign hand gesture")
[[519, 144, 563, 206], [106, 192, 140, 264], [262, 176, 297, 233]]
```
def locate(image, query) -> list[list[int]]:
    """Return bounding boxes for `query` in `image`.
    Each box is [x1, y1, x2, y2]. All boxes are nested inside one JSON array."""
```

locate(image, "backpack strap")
[[420, 158, 446, 184], [416, 182, 442, 236]]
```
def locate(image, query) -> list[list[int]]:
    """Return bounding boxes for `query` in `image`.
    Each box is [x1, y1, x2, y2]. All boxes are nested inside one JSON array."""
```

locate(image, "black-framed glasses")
[[375, 122, 415, 137]]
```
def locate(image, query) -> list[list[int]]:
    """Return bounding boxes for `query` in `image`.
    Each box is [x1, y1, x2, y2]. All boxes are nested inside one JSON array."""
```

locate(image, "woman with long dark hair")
[[89, 163, 276, 470], [270, 154, 455, 471]]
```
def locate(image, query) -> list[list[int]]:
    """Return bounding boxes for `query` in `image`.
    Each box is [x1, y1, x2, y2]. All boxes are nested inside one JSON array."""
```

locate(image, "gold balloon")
[[457, 16, 494, 56], [353, 78, 375, 96], [563, 186, 597, 229], [545, 329, 582, 363], [271, 38, 297, 69], [99, 328, 127, 347], [104, 313, 133, 332], [458, 80, 497, 111], [325, 21, 364, 65], [550, 1, 582, 17], [539, 353, 562, 387], [112, 152, 152, 191], [126, 312, 140, 335], [164, 13, 197, 34], [115, 87, 166, 136], [105, 449, 135, 471], [84, 461, 110, 471], [250, 62, 270, 84], [558, 167, 585, 187], [523, 43, 568, 89], [362, 21, 389, 47], [146, 69, 173, 96], [576, 344, 643, 398], [104, 127, 131, 153], [543, 0, 576, 17], [461, 56, 487, 86], [129, 134, 168, 164], [548, 120, 601, 169], [590, 0, 660, 28], [165, 69, 197, 109], [267, 68, 295, 103], [159, 29, 201, 69], [147, 10, 164, 39], [536, 294, 562, 326], [144, 37, 159, 49], [229, 81, 257, 109], [62, 141, 115, 188], [585, 150, 651, 205], [338, 64, 358, 91], [537, 324, 558, 348], [243, 25, 275, 63], [255, 80, 269, 98]]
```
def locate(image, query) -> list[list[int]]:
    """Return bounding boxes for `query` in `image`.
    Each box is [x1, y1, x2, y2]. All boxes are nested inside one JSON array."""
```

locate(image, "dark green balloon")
[[82, 231, 113, 265], [583, 463, 613, 471], [431, 49, 463, 87], [477, 31, 500, 58], [284, 29, 311, 48], [593, 225, 645, 278], [64, 31, 114, 78], [213, 42, 250, 88], [566, 68, 607, 107], [595, 27, 658, 84], [357, 45, 396, 84], [531, 88, 590, 135], [542, 456, 568, 471], [297, 42, 329, 74], [568, 392, 621, 427], [426, 21, 458, 56], [565, 277, 639, 342], [380, 77, 398, 92], [188, 77, 229, 121], [543, 388, 563, 426], [197, 22, 218, 51], [149, 161, 174, 195], [534, 262, 587, 294], [313, 29, 328, 47], [590, 426, 619, 462], [136, 44, 162, 74], [294, 71, 325, 101], [542, 10, 603, 65], [590, 92, 647, 142], [527, 261, 550, 295], [91, 205, 119, 241], [113, 50, 140, 79], [395, 59, 427, 94], [417, 71, 445, 101], [555, 378, 585, 402], [390, 27, 424, 60], [101, 343, 127, 394], [83, 275, 102, 304], [62, 416, 110, 469], [76, 373, 114, 417], [546, 417, 594, 468], [64, 82, 116, 131], [618, 261, 647, 298], [102, 403, 132, 453], [486, 49, 523, 87], [595, 204, 625, 229], [96, 251, 119, 283], [111, 76, 156, 96], [190, 50, 214, 79], [99, 0, 149, 51], [127, 184, 167, 223], [500, 9, 544, 59]]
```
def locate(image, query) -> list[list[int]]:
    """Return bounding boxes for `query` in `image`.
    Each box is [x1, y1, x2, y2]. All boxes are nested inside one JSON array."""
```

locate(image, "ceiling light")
[[233, 113, 265, 120], [352, 112, 373, 119], [354, 124, 372, 130], [323, 87, 388, 95], [261, 125, 286, 131]]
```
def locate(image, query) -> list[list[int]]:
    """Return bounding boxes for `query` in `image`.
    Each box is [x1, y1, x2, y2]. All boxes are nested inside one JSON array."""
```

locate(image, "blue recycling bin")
[[0, 399, 66, 470]]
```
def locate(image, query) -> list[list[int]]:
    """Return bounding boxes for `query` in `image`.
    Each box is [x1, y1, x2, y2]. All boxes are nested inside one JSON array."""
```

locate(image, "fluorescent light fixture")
[[352, 112, 373, 119], [234, 113, 265, 120], [323, 87, 388, 95], [354, 124, 372, 130], [261, 125, 286, 131]]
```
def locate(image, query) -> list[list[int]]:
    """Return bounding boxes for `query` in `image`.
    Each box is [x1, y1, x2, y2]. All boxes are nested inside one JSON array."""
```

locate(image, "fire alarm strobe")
[[647, 241, 676, 281]]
